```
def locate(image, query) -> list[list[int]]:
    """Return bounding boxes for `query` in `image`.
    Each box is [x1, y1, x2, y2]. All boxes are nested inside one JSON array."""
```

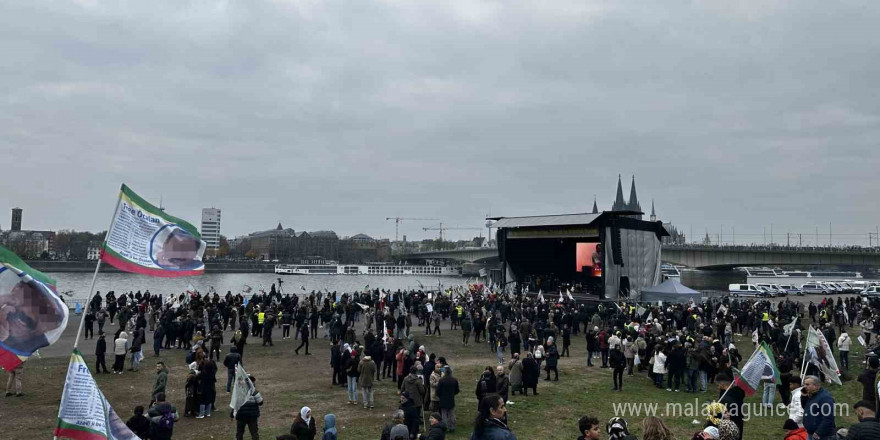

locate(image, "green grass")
[[0, 325, 866, 439]]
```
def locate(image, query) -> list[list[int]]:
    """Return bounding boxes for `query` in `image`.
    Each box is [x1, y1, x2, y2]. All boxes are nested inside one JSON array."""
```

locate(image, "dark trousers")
[[282, 325, 291, 338], [601, 349, 609, 367], [545, 366, 558, 380], [332, 367, 342, 385], [382, 361, 394, 378], [840, 351, 849, 370], [375, 360, 382, 380], [113, 354, 125, 372], [295, 339, 309, 354], [85, 325, 94, 339], [227, 370, 235, 392], [562, 344, 570, 357], [671, 369, 684, 390], [463, 331, 470, 344], [210, 345, 221, 361], [236, 417, 259, 440], [96, 354, 108, 373], [311, 324, 317, 339], [613, 368, 624, 389]]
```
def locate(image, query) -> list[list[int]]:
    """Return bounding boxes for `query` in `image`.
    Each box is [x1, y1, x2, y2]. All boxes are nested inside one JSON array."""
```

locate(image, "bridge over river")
[[401, 245, 880, 270]]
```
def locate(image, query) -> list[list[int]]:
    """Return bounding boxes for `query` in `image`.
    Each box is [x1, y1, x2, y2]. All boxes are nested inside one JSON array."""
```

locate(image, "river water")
[[49, 269, 749, 304], [50, 272, 470, 303]]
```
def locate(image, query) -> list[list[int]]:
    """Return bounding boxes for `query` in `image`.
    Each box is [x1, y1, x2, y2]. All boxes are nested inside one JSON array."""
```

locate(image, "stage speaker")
[[611, 227, 623, 266]]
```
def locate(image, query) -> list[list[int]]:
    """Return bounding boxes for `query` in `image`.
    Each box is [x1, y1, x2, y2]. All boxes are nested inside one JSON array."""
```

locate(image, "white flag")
[[567, 290, 574, 301], [55, 350, 140, 440], [538, 290, 545, 304], [783, 317, 797, 336], [230, 363, 255, 416]]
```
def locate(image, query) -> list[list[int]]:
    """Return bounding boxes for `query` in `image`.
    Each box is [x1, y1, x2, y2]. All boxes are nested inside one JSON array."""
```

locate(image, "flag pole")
[[719, 343, 760, 402], [72, 189, 123, 351], [798, 326, 812, 381], [783, 317, 798, 353]]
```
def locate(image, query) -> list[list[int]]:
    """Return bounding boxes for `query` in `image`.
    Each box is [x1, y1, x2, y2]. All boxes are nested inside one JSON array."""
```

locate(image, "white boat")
[[275, 264, 460, 276], [742, 267, 862, 285]]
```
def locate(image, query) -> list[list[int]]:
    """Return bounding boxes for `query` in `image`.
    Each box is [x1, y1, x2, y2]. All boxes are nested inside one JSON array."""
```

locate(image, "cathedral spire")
[[650, 199, 656, 221], [612, 174, 627, 211], [591, 195, 599, 214], [627, 175, 641, 213]]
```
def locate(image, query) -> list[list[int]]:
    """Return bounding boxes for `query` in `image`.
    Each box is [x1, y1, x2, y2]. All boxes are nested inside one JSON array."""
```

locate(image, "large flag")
[[537, 290, 545, 304], [101, 184, 206, 277], [804, 326, 842, 385], [783, 317, 798, 337], [733, 342, 781, 396], [230, 363, 255, 416], [0, 245, 69, 370], [54, 350, 140, 440]]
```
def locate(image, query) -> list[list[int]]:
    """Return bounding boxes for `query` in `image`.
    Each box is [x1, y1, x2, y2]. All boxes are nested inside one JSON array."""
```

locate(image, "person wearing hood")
[[113, 331, 129, 374], [290, 406, 317, 440], [184, 362, 200, 417], [359, 354, 377, 409], [419, 412, 447, 440], [402, 366, 426, 416], [322, 414, 337, 440]]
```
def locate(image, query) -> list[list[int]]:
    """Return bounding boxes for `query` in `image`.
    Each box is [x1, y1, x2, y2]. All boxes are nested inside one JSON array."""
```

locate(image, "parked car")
[[729, 283, 770, 298], [860, 286, 880, 297], [800, 283, 828, 295], [779, 284, 803, 296]]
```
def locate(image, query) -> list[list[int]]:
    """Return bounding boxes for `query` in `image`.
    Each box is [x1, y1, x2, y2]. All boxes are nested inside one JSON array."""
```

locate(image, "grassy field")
[[1, 320, 866, 440]]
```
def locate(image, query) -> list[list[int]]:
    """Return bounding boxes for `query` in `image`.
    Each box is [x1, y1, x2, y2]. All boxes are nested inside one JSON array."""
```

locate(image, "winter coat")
[[402, 374, 426, 407], [495, 373, 509, 402], [845, 417, 880, 440], [436, 375, 460, 410], [358, 357, 377, 388], [522, 358, 539, 387], [544, 344, 559, 368], [235, 389, 263, 420], [153, 366, 168, 395], [321, 414, 337, 440], [475, 371, 497, 401], [803, 388, 836, 437], [652, 351, 667, 374], [114, 332, 129, 356], [290, 416, 317, 440], [423, 420, 447, 440], [508, 359, 523, 386]]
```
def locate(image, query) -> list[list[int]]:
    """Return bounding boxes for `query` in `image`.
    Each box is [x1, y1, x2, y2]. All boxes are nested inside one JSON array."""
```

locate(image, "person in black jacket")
[[475, 368, 497, 403], [848, 400, 880, 440], [125, 405, 150, 439], [95, 332, 109, 374], [235, 375, 263, 440], [330, 340, 342, 386], [521, 352, 539, 396], [435, 366, 459, 433], [609, 344, 626, 391], [223, 346, 242, 393], [289, 406, 317, 440], [399, 391, 420, 440], [148, 393, 179, 440], [295, 321, 310, 355], [419, 412, 446, 440]]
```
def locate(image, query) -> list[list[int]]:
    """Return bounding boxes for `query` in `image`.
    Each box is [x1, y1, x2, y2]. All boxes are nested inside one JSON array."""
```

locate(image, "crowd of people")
[[14, 282, 880, 440]]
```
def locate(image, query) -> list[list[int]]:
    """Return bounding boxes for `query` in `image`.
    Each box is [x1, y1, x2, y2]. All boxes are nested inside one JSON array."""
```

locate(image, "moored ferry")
[[275, 264, 460, 276], [742, 267, 862, 285]]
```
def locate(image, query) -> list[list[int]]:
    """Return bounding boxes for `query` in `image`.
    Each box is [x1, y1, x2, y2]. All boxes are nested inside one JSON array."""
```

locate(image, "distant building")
[[201, 208, 221, 252], [11, 208, 22, 231], [87, 244, 101, 261], [0, 229, 55, 259]]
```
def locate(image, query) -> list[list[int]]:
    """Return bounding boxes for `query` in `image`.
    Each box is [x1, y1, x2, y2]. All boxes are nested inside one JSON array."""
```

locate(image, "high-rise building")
[[11, 208, 22, 231], [201, 208, 221, 251]]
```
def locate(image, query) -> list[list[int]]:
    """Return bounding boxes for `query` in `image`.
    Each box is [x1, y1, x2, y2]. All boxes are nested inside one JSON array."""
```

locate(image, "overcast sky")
[[2, 1, 879, 245]]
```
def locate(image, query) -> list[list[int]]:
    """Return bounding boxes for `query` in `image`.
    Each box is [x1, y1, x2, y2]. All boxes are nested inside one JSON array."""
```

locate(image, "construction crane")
[[385, 217, 439, 242], [422, 223, 483, 242]]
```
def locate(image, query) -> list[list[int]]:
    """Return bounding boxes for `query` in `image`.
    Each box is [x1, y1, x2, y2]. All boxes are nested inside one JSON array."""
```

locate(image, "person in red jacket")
[[782, 418, 806, 440]]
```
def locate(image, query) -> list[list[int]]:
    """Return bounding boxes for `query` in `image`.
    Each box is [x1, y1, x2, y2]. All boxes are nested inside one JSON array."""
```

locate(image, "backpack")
[[157, 408, 175, 429]]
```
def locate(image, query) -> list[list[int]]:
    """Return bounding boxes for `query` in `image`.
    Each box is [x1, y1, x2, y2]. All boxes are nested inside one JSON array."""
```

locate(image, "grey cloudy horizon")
[[2, 1, 879, 245]]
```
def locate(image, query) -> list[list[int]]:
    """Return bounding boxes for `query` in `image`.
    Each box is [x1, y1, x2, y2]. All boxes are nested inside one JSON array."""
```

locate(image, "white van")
[[729, 283, 767, 297]]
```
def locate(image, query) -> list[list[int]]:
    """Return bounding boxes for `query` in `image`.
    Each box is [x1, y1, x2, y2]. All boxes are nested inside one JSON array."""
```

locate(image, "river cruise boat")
[[275, 264, 460, 276]]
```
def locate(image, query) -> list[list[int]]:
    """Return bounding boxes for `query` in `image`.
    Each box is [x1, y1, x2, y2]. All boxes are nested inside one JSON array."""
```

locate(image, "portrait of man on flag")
[[0, 246, 69, 369], [151, 224, 203, 270]]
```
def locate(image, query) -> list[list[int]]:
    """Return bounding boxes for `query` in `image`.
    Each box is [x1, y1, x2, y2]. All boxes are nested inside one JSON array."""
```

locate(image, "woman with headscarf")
[[184, 362, 200, 417], [543, 337, 559, 381], [290, 406, 317, 440], [606, 417, 638, 440], [232, 329, 246, 362], [704, 402, 739, 440]]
